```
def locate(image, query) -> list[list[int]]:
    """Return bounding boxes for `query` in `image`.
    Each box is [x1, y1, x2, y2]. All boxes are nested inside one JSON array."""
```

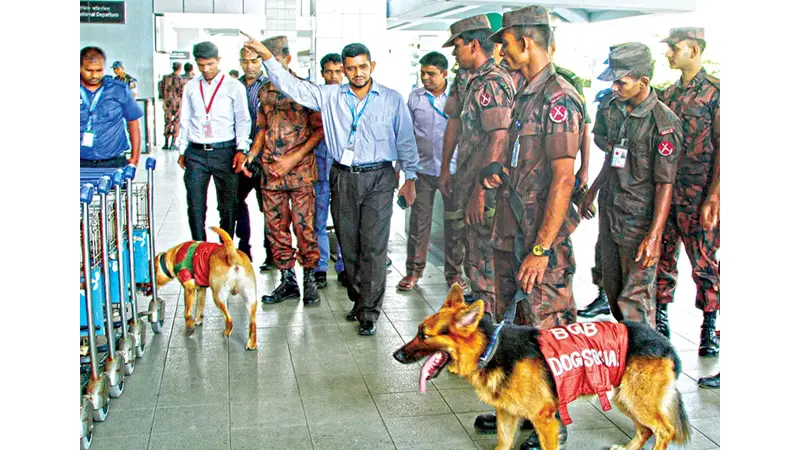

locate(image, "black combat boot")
[[577, 287, 610, 318], [303, 268, 320, 306], [656, 303, 670, 339], [520, 418, 568, 450], [698, 372, 720, 388], [698, 311, 720, 357], [473, 412, 534, 433], [262, 269, 300, 304]]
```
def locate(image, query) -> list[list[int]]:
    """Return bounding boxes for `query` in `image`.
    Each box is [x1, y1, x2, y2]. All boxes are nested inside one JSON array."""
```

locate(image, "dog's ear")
[[455, 300, 484, 333], [443, 283, 465, 309]]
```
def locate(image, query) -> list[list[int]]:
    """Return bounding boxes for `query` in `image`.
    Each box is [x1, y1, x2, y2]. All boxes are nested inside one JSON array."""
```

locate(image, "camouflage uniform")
[[444, 15, 516, 313], [161, 73, 187, 140], [440, 67, 471, 285], [589, 88, 615, 287], [257, 68, 323, 270], [655, 43, 720, 314], [596, 43, 683, 328]]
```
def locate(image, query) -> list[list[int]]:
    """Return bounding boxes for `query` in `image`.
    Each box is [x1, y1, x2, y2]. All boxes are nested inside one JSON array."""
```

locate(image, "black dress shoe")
[[577, 287, 610, 318], [698, 372, 720, 388], [359, 320, 377, 335], [473, 413, 534, 433], [345, 307, 358, 322], [520, 424, 568, 450]]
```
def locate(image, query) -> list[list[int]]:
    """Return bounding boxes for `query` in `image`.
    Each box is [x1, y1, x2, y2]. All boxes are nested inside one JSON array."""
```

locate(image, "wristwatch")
[[531, 244, 553, 257]]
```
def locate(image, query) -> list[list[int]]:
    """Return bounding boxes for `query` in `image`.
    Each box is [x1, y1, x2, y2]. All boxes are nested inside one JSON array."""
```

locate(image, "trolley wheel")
[[92, 404, 109, 422], [123, 360, 135, 376], [109, 379, 125, 398], [81, 430, 93, 450], [135, 343, 146, 358], [151, 319, 163, 334]]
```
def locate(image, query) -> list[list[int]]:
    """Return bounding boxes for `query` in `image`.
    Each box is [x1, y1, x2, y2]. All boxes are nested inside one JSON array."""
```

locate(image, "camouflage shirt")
[[443, 68, 471, 118], [257, 69, 322, 191], [554, 64, 590, 125], [658, 68, 720, 206], [161, 74, 186, 110], [601, 89, 683, 247], [491, 64, 584, 253], [455, 59, 516, 189]]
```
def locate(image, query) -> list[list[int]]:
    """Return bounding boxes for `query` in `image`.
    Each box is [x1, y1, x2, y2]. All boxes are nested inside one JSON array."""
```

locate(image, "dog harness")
[[538, 322, 629, 425], [171, 241, 222, 287]]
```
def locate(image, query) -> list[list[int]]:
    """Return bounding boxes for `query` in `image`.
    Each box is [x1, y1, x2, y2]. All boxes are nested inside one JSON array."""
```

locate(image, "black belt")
[[333, 161, 393, 173], [189, 140, 236, 150]]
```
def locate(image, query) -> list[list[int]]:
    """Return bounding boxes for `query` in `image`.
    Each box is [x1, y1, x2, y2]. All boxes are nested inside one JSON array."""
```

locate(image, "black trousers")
[[330, 164, 398, 322], [235, 172, 271, 255], [80, 154, 128, 168], [183, 146, 239, 242]]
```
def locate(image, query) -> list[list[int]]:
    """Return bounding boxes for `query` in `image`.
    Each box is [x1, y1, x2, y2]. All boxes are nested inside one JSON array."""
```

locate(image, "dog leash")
[[477, 321, 505, 369]]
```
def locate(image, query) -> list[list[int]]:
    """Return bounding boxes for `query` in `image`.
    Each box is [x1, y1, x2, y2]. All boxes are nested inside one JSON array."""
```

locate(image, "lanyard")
[[346, 90, 375, 146], [81, 86, 105, 132], [199, 75, 226, 115], [426, 93, 448, 119]]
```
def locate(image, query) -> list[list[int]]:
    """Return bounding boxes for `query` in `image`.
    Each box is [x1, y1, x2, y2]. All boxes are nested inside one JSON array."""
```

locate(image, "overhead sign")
[[169, 51, 191, 60], [80, 1, 126, 24]]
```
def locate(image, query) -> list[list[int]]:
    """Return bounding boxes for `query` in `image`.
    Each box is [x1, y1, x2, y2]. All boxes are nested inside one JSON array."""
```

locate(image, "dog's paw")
[[195, 317, 203, 326], [185, 325, 196, 336], [610, 445, 627, 450], [246, 342, 258, 351]]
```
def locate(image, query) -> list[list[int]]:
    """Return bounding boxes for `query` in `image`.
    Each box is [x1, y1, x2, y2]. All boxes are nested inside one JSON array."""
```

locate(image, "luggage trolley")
[[120, 165, 147, 357], [79, 183, 110, 429], [88, 175, 126, 398], [128, 158, 165, 334], [80, 169, 137, 376]]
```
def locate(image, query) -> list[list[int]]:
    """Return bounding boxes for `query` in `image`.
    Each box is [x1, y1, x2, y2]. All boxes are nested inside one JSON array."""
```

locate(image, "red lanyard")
[[199, 75, 225, 115]]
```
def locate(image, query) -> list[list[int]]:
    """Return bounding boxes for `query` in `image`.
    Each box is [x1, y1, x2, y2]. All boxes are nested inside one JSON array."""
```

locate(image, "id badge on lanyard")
[[611, 119, 630, 169], [200, 75, 225, 140], [81, 86, 104, 148], [343, 92, 373, 166]]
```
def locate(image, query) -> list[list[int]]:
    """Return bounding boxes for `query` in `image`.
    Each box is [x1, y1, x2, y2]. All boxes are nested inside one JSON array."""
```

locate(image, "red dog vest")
[[538, 322, 629, 424], [172, 242, 222, 287]]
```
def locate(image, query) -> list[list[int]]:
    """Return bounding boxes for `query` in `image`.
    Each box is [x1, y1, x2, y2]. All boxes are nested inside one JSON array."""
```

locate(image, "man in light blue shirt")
[[243, 34, 419, 336], [398, 52, 464, 293]]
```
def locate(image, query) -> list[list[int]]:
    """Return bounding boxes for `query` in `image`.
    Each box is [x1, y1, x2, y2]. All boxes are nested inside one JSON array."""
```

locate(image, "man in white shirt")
[[178, 41, 252, 242]]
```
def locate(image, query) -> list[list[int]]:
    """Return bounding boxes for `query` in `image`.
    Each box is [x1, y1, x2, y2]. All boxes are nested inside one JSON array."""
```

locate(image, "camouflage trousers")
[[494, 241, 577, 328], [656, 204, 720, 312], [591, 237, 602, 286], [600, 210, 657, 328], [261, 186, 320, 270], [454, 185, 496, 312], [164, 106, 180, 138]]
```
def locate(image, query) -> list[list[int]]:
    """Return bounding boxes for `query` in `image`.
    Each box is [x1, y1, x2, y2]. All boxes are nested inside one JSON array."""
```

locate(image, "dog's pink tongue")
[[419, 352, 443, 393]]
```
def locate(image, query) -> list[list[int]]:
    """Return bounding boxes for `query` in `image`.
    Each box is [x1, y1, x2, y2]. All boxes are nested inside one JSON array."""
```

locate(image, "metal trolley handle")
[[80, 184, 95, 204]]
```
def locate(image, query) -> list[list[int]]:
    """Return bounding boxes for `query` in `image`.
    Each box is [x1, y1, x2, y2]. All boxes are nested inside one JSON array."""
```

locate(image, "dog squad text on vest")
[[538, 322, 629, 425]]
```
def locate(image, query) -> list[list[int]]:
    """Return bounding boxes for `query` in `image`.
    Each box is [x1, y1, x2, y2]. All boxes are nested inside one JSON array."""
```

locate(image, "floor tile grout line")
[[285, 321, 315, 450], [145, 287, 180, 449]]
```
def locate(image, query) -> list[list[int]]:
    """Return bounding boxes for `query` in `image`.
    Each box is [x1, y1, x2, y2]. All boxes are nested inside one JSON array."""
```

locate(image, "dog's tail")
[[210, 226, 239, 265], [666, 386, 692, 444]]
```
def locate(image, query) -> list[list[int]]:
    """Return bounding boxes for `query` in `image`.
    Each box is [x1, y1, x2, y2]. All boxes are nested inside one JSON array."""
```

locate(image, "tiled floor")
[[88, 148, 720, 450]]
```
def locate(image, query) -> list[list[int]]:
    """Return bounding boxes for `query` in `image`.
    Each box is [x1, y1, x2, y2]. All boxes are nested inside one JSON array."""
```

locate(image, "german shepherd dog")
[[393, 284, 691, 450], [154, 227, 258, 351]]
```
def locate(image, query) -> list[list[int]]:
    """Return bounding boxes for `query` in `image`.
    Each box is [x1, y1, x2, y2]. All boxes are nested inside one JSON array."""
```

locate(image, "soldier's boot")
[[302, 268, 320, 307], [698, 372, 720, 389], [473, 412, 534, 433], [656, 303, 670, 339], [577, 287, 610, 318], [698, 311, 720, 357], [262, 269, 300, 304], [520, 417, 568, 450]]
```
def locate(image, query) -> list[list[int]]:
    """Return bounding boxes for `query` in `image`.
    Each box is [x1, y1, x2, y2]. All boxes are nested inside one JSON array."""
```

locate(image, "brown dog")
[[393, 284, 691, 450], [155, 226, 258, 351]]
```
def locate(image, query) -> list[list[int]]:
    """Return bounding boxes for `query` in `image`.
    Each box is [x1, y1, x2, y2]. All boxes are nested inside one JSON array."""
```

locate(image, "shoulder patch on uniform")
[[657, 141, 675, 156], [549, 104, 568, 123], [651, 102, 677, 137]]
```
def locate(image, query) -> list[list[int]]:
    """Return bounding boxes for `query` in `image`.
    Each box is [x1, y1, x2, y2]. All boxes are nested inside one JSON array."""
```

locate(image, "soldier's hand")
[[635, 233, 661, 268], [576, 165, 589, 189], [700, 196, 719, 231], [482, 168, 508, 189], [439, 171, 453, 196], [465, 190, 485, 226], [268, 154, 299, 178], [240, 31, 273, 60], [518, 253, 548, 294], [178, 155, 186, 169], [579, 187, 598, 220]]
